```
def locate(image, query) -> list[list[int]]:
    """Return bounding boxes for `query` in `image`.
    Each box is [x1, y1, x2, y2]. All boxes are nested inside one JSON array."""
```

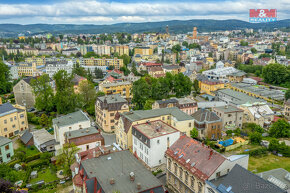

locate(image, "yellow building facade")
[[98, 81, 132, 99], [199, 80, 225, 95], [135, 47, 153, 56], [0, 103, 28, 138]]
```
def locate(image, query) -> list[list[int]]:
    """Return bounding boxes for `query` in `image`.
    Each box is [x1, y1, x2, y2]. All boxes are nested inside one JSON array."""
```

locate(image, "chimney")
[[137, 183, 141, 190], [130, 172, 135, 181], [86, 128, 89, 133], [209, 150, 213, 159], [110, 178, 115, 185]]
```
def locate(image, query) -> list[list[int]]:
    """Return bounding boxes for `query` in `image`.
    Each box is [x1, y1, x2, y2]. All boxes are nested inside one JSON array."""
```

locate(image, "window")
[[134, 138, 137, 145], [157, 140, 160, 144], [179, 181, 182, 190], [4, 120, 7, 124], [162, 117, 165, 121], [21, 121, 25, 125], [12, 125, 15, 128], [216, 172, 220, 178], [6, 153, 11, 159], [139, 143, 143, 150], [185, 171, 189, 184], [10, 118, 13, 122], [14, 116, 16, 120], [191, 176, 195, 188], [168, 159, 171, 170], [167, 116, 170, 120], [189, 122, 192, 127], [110, 113, 114, 116], [5, 145, 9, 150], [4, 128, 7, 132], [174, 163, 178, 174], [110, 119, 114, 123], [174, 178, 177, 185], [198, 182, 203, 193], [159, 160, 161, 164], [179, 167, 183, 179], [145, 147, 148, 155], [86, 145, 89, 150]]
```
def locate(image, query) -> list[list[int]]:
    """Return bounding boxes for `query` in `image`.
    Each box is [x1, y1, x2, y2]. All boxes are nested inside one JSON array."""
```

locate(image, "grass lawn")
[[29, 167, 59, 184], [15, 139, 39, 156], [34, 181, 73, 193], [248, 154, 290, 173]]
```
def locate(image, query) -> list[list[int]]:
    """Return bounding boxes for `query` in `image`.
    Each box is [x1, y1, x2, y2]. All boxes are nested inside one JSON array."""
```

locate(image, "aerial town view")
[[0, 0, 289, 193]]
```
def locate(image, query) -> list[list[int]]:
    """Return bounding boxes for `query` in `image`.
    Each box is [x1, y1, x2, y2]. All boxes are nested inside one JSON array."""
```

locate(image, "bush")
[[226, 130, 233, 136], [250, 132, 262, 144], [25, 153, 41, 163], [7, 159, 21, 167], [27, 159, 49, 169], [269, 139, 290, 157], [249, 148, 268, 157]]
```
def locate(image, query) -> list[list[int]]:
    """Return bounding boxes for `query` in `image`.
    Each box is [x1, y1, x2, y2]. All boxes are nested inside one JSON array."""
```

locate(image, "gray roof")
[[192, 109, 221, 123], [65, 127, 99, 139], [123, 107, 193, 122], [156, 98, 178, 105], [81, 150, 163, 193], [197, 101, 227, 109], [52, 110, 89, 127], [213, 105, 243, 113], [98, 94, 127, 104], [20, 130, 33, 144], [216, 89, 265, 105], [257, 168, 290, 191], [32, 129, 54, 145], [0, 136, 12, 147], [0, 102, 17, 117], [210, 164, 286, 193]]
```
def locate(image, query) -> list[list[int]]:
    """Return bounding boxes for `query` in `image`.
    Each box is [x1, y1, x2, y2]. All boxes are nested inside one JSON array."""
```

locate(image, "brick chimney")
[[129, 172, 135, 181], [137, 183, 141, 190], [110, 178, 115, 185]]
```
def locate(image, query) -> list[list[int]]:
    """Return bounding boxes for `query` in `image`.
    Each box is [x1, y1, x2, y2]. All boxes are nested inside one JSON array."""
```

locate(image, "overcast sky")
[[0, 0, 288, 24]]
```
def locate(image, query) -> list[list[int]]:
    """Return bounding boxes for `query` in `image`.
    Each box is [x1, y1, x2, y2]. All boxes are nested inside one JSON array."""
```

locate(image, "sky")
[[0, 0, 289, 24]]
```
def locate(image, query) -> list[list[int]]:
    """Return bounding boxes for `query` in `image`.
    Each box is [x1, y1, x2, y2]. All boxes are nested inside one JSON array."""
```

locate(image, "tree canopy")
[[269, 119, 290, 138], [0, 62, 12, 94], [262, 63, 290, 85]]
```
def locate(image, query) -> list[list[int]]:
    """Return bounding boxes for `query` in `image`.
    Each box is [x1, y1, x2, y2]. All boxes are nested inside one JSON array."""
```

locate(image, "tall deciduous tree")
[[78, 80, 96, 115], [94, 68, 104, 79], [262, 63, 290, 85], [269, 119, 290, 138], [53, 70, 76, 114], [0, 62, 12, 94], [30, 74, 55, 112], [56, 143, 79, 177]]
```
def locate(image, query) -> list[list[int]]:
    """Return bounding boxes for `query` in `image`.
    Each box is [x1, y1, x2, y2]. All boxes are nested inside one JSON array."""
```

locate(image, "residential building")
[[93, 45, 111, 56], [199, 80, 225, 95], [227, 71, 246, 82], [115, 107, 194, 150], [25, 56, 46, 66], [20, 130, 34, 147], [53, 110, 91, 150], [132, 120, 180, 170], [0, 137, 14, 163], [239, 102, 274, 128], [148, 66, 165, 78], [98, 81, 132, 99], [64, 127, 104, 152], [197, 101, 227, 109], [202, 67, 244, 83], [163, 65, 185, 75], [79, 57, 124, 69], [62, 48, 79, 56], [206, 164, 286, 193], [166, 135, 248, 193], [135, 47, 153, 56], [0, 102, 28, 137], [32, 129, 56, 152], [13, 77, 36, 108], [72, 74, 87, 93], [192, 109, 222, 139], [95, 94, 129, 133], [152, 97, 198, 115], [16, 62, 44, 77], [74, 150, 165, 193], [46, 60, 73, 78], [213, 105, 244, 130], [283, 99, 290, 120], [257, 168, 290, 193], [112, 45, 129, 56], [215, 89, 265, 107]]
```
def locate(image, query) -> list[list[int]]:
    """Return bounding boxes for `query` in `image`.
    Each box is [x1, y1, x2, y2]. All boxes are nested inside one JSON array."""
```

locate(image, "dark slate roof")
[[81, 150, 164, 193], [0, 136, 12, 147], [214, 164, 286, 193], [20, 130, 33, 144], [0, 102, 17, 117], [23, 77, 37, 84], [97, 94, 128, 111], [166, 135, 226, 181], [192, 109, 221, 123], [156, 98, 178, 105], [52, 110, 90, 127]]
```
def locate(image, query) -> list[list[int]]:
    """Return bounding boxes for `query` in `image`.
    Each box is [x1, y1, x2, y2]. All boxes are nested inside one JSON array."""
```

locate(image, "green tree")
[[190, 128, 198, 139], [95, 68, 104, 79], [96, 91, 105, 97], [245, 123, 264, 133], [120, 66, 131, 76], [285, 89, 290, 100], [119, 54, 131, 66], [173, 73, 192, 97], [193, 79, 200, 96], [249, 132, 262, 144], [108, 65, 114, 70], [188, 43, 201, 50], [0, 62, 12, 94], [182, 41, 189, 48], [78, 80, 96, 112], [56, 143, 79, 177], [251, 48, 257, 54], [262, 63, 289, 85], [53, 70, 77, 114], [30, 74, 55, 112], [269, 119, 290, 138], [72, 62, 87, 78], [240, 40, 248, 46], [144, 99, 155, 110], [132, 78, 151, 110], [39, 113, 49, 127]]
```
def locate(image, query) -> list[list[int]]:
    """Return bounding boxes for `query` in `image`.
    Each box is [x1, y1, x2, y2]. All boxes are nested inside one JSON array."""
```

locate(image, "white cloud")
[[0, 0, 288, 24]]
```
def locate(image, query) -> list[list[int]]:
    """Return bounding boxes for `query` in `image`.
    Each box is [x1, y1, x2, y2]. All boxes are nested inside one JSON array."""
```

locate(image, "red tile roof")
[[166, 135, 226, 181], [142, 62, 162, 67]]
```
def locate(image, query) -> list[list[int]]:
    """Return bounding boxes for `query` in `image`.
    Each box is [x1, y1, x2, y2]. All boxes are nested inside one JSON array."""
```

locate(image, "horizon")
[[0, 0, 289, 25]]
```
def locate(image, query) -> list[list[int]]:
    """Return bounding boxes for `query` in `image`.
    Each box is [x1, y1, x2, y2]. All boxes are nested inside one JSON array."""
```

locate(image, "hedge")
[[249, 148, 268, 157], [25, 153, 41, 163], [7, 159, 21, 167], [27, 159, 49, 169]]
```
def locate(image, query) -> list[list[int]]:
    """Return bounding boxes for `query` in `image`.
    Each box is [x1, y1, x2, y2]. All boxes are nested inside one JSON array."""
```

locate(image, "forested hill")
[[0, 19, 289, 37]]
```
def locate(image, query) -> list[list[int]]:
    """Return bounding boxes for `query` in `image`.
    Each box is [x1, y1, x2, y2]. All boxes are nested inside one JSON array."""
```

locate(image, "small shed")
[[14, 163, 22, 171], [30, 171, 38, 179]]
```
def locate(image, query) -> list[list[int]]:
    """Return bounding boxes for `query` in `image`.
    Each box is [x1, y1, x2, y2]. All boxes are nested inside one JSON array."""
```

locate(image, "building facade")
[[0, 102, 28, 138], [0, 137, 14, 163], [213, 105, 244, 130], [98, 81, 132, 99], [95, 94, 129, 133]]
